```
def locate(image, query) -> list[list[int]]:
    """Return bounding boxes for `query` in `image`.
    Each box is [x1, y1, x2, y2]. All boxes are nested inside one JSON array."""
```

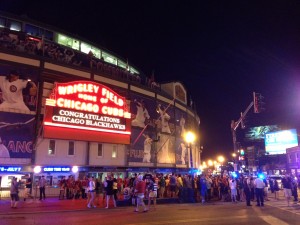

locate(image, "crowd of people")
[[0, 28, 161, 90], [9, 172, 300, 210], [53, 172, 282, 210]]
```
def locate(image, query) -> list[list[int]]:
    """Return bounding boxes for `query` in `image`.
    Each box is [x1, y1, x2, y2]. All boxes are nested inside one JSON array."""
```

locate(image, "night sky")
[[1, 1, 300, 160]]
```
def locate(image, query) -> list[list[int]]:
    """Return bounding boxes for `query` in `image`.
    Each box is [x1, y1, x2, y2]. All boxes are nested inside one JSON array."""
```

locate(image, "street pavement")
[[0, 191, 300, 215]]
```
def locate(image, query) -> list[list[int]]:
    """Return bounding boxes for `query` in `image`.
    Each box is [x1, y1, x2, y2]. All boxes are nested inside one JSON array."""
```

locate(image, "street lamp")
[[208, 160, 213, 167], [185, 131, 195, 168], [217, 155, 225, 165]]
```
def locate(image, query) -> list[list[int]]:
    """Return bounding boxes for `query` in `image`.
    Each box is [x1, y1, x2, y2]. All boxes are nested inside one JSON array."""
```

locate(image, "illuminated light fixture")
[[44, 122, 131, 135], [72, 166, 79, 173], [28, 36, 40, 42], [34, 166, 41, 174], [46, 99, 56, 106], [185, 131, 195, 143]]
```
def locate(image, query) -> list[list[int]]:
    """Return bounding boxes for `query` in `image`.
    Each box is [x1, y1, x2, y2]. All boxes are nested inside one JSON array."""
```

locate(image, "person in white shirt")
[[229, 178, 237, 203], [254, 176, 265, 206], [0, 70, 37, 113], [143, 134, 152, 163], [180, 143, 187, 165], [0, 137, 10, 158], [131, 99, 150, 128], [87, 176, 96, 208], [157, 104, 171, 134]]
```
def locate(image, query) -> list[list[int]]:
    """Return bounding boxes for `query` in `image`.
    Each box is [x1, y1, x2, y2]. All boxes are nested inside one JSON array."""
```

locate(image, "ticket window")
[[34, 176, 41, 187], [46, 176, 52, 186]]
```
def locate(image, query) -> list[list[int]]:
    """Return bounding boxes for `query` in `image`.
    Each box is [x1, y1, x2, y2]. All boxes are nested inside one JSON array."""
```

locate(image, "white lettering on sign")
[[102, 88, 124, 106], [51, 109, 126, 131], [58, 83, 99, 95]]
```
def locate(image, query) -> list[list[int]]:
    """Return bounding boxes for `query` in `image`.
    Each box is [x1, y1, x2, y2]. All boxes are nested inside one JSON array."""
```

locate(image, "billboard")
[[265, 129, 298, 155], [0, 65, 38, 160], [43, 81, 131, 144], [245, 125, 279, 141]]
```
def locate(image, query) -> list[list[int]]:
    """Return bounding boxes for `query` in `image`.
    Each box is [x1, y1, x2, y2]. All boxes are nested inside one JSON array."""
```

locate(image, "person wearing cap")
[[0, 70, 37, 112], [134, 175, 147, 212]]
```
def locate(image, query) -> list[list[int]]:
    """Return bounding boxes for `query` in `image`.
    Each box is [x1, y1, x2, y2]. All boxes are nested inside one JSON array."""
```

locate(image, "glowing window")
[[112, 145, 117, 158], [102, 51, 117, 65], [117, 60, 127, 69], [80, 42, 91, 54], [130, 67, 139, 74], [48, 140, 56, 155], [8, 20, 21, 31], [0, 17, 5, 28], [57, 34, 79, 50]]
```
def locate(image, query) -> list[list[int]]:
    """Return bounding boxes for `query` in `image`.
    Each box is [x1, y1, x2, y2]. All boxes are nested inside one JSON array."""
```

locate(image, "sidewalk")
[[0, 192, 290, 215], [0, 196, 179, 215], [0, 197, 96, 215]]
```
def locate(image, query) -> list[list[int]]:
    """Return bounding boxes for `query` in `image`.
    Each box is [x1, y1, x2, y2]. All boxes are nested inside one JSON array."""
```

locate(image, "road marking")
[[260, 216, 290, 225], [265, 202, 300, 215]]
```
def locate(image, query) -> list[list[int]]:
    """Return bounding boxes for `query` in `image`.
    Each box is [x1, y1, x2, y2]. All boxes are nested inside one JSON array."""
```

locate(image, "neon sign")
[[43, 167, 71, 172], [0, 166, 22, 172], [45, 81, 130, 118], [43, 81, 131, 143]]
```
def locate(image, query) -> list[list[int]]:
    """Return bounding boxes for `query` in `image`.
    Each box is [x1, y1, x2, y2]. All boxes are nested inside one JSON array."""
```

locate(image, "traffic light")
[[253, 92, 264, 113]]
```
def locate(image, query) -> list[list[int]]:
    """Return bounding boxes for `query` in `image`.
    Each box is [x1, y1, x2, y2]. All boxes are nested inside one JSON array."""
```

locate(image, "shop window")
[[48, 140, 56, 155], [68, 141, 75, 156], [112, 145, 117, 158], [97, 144, 103, 157]]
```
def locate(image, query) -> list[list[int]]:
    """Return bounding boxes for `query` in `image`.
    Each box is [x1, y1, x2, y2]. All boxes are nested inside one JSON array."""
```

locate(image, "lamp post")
[[185, 131, 195, 169]]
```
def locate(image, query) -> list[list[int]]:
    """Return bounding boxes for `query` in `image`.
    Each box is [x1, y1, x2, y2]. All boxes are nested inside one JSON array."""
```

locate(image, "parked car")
[[268, 175, 283, 190]]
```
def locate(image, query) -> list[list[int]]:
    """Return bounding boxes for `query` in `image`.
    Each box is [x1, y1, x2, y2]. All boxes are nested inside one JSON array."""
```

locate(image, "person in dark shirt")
[[105, 174, 116, 209], [282, 175, 292, 206], [24, 176, 33, 201]]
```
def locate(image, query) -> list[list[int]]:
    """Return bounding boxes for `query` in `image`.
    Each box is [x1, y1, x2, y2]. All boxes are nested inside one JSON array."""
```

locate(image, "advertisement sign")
[[265, 129, 298, 155], [0, 66, 38, 159], [0, 112, 35, 158], [43, 81, 131, 144]]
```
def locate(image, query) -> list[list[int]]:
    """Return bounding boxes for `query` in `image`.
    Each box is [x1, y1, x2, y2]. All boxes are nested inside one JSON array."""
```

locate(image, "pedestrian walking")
[[24, 175, 33, 201], [134, 175, 147, 212], [38, 175, 47, 200], [10, 177, 19, 208], [87, 176, 96, 208], [243, 177, 252, 206], [282, 174, 293, 207], [105, 174, 117, 208], [254, 176, 265, 207]]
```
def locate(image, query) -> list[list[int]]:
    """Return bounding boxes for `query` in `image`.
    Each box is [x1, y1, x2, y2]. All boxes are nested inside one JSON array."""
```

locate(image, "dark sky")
[[2, 0, 300, 160]]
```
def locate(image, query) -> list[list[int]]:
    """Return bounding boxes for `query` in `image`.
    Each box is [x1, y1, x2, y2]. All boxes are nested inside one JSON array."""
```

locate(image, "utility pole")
[[231, 102, 253, 153], [231, 92, 264, 153]]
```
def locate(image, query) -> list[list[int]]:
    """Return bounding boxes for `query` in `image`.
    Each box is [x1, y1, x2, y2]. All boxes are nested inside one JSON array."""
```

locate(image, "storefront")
[[32, 165, 79, 197], [0, 165, 32, 198]]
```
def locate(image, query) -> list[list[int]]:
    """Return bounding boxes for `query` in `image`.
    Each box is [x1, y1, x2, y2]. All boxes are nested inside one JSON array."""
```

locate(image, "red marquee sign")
[[43, 81, 131, 144]]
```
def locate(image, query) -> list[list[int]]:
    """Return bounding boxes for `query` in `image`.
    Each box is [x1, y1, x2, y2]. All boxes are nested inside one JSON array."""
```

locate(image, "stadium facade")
[[0, 11, 200, 196]]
